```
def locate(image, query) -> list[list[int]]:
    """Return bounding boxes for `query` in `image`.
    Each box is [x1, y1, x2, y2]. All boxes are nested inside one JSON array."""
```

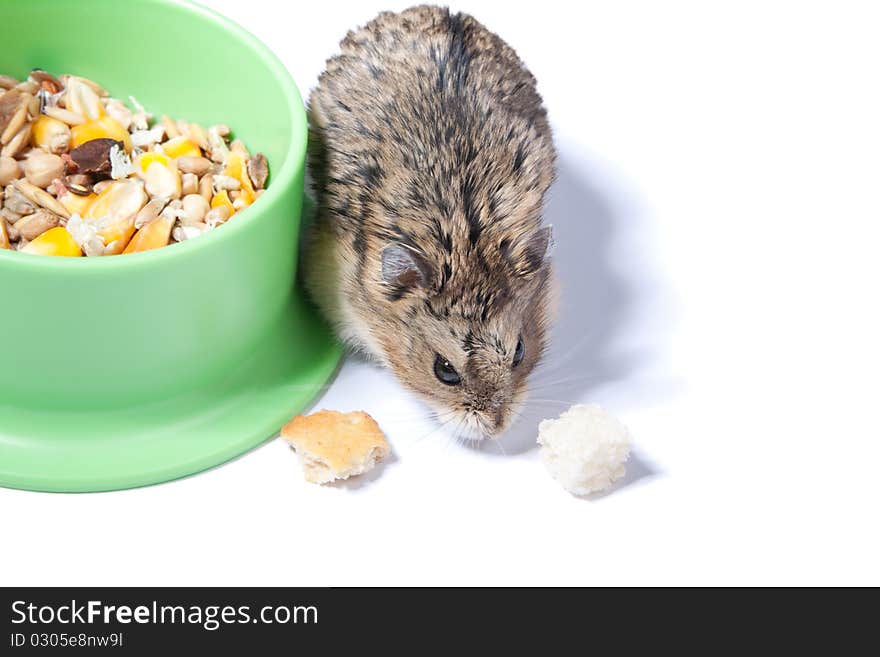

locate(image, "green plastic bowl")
[[0, 0, 342, 492]]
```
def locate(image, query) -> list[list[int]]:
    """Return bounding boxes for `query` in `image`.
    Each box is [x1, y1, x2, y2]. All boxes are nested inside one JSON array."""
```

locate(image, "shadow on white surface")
[[583, 451, 659, 501], [489, 154, 646, 455], [327, 450, 399, 490]]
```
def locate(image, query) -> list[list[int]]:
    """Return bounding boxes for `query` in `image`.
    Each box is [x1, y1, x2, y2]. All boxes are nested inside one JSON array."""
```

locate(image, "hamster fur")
[[304, 5, 557, 438]]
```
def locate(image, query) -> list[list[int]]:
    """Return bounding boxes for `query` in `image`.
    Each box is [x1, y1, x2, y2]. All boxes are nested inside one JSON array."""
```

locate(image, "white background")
[[3, 0, 879, 586]]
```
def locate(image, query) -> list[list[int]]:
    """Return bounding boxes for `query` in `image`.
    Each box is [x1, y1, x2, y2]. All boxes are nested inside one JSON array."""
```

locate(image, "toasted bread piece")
[[281, 410, 390, 484]]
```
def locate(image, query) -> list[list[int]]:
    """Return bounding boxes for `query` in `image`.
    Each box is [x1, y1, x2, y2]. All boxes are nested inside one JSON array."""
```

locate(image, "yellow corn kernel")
[[223, 152, 255, 206], [21, 227, 82, 257], [123, 215, 175, 254], [71, 116, 133, 153], [31, 115, 71, 153], [211, 189, 235, 216], [163, 136, 201, 159], [134, 151, 172, 175], [85, 180, 148, 252], [58, 191, 97, 217], [0, 219, 9, 249]]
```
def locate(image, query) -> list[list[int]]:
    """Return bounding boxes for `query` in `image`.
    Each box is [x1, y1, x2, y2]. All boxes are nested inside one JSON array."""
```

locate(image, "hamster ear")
[[508, 225, 554, 277], [381, 243, 434, 291]]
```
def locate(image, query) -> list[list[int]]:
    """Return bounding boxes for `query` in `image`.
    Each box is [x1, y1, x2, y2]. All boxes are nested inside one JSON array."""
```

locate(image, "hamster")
[[304, 5, 557, 438]]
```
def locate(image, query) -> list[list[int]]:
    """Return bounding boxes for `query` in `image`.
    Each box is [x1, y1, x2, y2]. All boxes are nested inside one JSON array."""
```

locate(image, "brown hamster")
[[304, 5, 557, 438]]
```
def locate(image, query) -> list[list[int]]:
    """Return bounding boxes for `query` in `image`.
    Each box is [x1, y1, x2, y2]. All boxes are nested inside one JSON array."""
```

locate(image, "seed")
[[0, 155, 18, 185], [172, 221, 209, 242], [104, 98, 132, 131], [182, 193, 210, 224], [1, 104, 27, 145], [247, 153, 268, 190], [213, 174, 240, 191], [199, 173, 214, 202], [58, 188, 96, 219], [181, 172, 198, 196], [1, 123, 32, 158], [230, 139, 250, 159], [162, 115, 180, 139], [123, 212, 175, 253], [210, 189, 235, 217], [65, 173, 93, 190], [0, 75, 18, 90], [207, 126, 229, 163], [58, 75, 110, 98], [0, 89, 27, 136], [0, 216, 9, 249], [144, 160, 181, 199], [15, 80, 38, 94], [162, 135, 200, 159], [92, 179, 113, 195], [134, 197, 169, 229], [185, 123, 209, 151], [32, 115, 72, 153], [43, 106, 86, 126], [204, 206, 229, 227], [71, 116, 132, 152], [15, 209, 60, 240], [130, 125, 165, 149], [23, 152, 65, 188], [69, 137, 120, 175], [3, 186, 36, 216], [11, 179, 71, 218], [29, 69, 63, 94], [177, 156, 212, 176], [20, 225, 81, 256], [64, 76, 104, 120]]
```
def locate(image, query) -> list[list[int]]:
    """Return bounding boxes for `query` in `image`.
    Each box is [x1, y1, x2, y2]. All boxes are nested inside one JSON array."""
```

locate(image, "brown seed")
[[199, 174, 214, 203], [15, 209, 59, 240], [0, 75, 18, 90], [23, 152, 65, 188], [176, 156, 212, 176], [65, 174, 94, 195], [29, 69, 63, 95], [247, 153, 268, 190], [69, 138, 121, 175]]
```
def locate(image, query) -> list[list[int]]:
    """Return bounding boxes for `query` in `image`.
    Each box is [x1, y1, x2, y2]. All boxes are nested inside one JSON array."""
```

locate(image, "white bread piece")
[[281, 410, 390, 484], [537, 404, 631, 496]]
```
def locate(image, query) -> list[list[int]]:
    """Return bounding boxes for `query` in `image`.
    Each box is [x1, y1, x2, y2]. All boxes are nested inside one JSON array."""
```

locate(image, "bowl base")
[[0, 290, 343, 493]]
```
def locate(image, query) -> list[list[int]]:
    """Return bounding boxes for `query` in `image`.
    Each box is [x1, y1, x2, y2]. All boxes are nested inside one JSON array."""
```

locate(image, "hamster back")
[[305, 6, 557, 437]]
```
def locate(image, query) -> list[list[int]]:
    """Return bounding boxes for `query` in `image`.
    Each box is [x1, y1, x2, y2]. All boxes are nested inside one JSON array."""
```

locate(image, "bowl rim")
[[0, 0, 306, 273]]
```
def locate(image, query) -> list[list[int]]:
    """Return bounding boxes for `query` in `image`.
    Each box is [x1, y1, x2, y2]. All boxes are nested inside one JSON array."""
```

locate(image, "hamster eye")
[[513, 337, 525, 367], [433, 355, 461, 386]]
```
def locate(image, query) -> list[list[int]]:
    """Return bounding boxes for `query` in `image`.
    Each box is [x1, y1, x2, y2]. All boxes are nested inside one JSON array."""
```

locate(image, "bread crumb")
[[537, 404, 631, 496], [281, 410, 390, 484]]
